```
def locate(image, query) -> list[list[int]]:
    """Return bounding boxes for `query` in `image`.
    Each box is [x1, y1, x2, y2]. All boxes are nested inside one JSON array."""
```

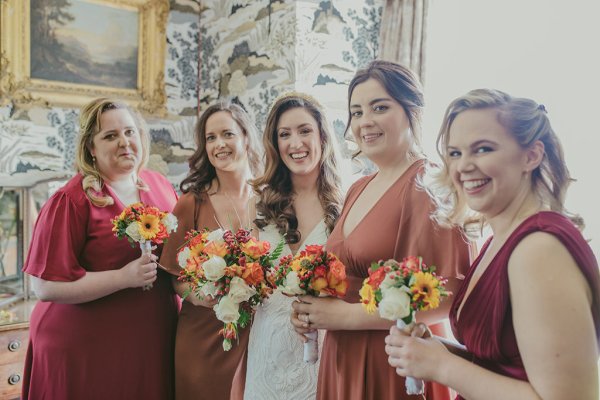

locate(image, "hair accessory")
[[537, 104, 547, 113], [271, 91, 324, 110]]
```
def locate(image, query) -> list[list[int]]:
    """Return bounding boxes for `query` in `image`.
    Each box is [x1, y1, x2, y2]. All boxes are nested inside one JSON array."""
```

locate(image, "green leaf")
[[269, 238, 285, 261]]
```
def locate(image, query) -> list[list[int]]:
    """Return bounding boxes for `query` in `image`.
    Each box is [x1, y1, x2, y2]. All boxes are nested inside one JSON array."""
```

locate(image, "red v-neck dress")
[[22, 170, 179, 399], [449, 211, 600, 399], [319, 161, 471, 400], [159, 192, 250, 400]]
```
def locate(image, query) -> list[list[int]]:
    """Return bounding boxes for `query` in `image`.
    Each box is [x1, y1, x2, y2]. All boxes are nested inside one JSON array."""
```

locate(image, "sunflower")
[[359, 282, 377, 314], [411, 271, 441, 310], [137, 213, 161, 240]]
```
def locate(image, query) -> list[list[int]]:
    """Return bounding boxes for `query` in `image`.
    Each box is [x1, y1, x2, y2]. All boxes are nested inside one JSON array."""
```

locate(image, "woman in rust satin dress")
[[292, 60, 471, 400], [160, 100, 263, 400]]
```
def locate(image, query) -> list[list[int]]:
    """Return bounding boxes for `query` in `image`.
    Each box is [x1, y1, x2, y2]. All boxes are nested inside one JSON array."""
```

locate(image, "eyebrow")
[[278, 123, 314, 131], [350, 97, 392, 109], [447, 139, 498, 149]]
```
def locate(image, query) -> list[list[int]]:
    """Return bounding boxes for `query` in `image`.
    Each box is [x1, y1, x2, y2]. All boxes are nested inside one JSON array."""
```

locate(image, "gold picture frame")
[[0, 0, 169, 115]]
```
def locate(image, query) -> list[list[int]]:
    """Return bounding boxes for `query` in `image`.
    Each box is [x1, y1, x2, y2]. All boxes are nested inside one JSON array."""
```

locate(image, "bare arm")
[[30, 253, 158, 304]]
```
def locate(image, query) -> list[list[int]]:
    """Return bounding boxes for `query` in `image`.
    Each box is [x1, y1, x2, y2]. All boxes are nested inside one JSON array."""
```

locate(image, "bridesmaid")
[[238, 92, 343, 399], [159, 100, 262, 400], [385, 89, 600, 399], [292, 60, 471, 400]]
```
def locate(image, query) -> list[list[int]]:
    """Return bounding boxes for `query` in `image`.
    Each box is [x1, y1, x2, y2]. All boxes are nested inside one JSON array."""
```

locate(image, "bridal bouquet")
[[111, 202, 178, 290], [177, 228, 283, 351], [271, 244, 348, 363], [359, 256, 449, 395]]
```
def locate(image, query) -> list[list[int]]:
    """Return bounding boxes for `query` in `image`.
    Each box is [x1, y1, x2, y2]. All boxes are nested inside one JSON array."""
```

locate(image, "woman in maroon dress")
[[22, 98, 179, 399], [159, 100, 262, 400], [385, 89, 600, 399], [291, 60, 471, 400]]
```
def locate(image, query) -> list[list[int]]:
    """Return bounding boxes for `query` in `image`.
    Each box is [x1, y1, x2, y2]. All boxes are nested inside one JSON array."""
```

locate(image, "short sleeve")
[[23, 190, 88, 281]]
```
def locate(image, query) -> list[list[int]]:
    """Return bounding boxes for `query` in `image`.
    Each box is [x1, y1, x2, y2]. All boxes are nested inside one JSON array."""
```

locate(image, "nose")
[[214, 135, 226, 148], [118, 132, 130, 147], [358, 113, 374, 129], [456, 154, 474, 173], [289, 132, 303, 148]]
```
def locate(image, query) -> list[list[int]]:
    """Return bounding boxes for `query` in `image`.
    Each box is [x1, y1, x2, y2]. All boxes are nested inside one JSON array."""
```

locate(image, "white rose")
[[379, 274, 396, 291], [378, 286, 412, 321], [214, 295, 240, 323], [125, 222, 142, 242], [207, 228, 225, 242], [222, 340, 232, 351], [203, 256, 227, 281], [200, 282, 220, 298], [228, 276, 256, 303], [161, 213, 178, 233], [280, 271, 303, 295], [177, 247, 191, 268]]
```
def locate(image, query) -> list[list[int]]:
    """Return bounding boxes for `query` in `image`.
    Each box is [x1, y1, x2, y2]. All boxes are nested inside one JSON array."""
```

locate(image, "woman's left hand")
[[385, 325, 450, 382], [291, 295, 351, 330]]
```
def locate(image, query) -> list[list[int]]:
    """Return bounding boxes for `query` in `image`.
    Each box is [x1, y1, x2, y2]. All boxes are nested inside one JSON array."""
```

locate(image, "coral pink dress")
[[449, 211, 600, 399], [22, 170, 178, 400], [319, 161, 471, 400]]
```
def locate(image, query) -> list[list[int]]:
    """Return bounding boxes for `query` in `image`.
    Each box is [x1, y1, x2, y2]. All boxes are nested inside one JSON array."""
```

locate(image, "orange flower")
[[403, 256, 423, 272], [311, 276, 329, 292], [241, 239, 270, 259], [204, 240, 228, 257], [304, 244, 324, 256], [367, 267, 386, 288], [242, 262, 265, 286]]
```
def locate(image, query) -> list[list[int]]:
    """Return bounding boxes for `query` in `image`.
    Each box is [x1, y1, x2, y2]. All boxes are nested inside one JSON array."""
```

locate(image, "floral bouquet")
[[111, 202, 178, 290], [359, 256, 449, 395], [177, 228, 283, 351], [271, 244, 348, 363]]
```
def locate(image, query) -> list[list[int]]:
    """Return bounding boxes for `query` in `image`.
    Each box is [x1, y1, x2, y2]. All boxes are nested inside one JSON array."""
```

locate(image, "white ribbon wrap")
[[396, 318, 425, 395]]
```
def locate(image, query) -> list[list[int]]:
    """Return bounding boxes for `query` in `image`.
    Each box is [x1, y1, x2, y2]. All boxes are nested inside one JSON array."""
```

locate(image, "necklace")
[[214, 187, 253, 231]]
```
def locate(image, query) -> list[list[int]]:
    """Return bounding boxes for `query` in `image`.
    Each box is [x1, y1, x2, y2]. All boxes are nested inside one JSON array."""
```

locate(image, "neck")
[[103, 171, 137, 190], [290, 168, 320, 197], [214, 168, 252, 197], [487, 189, 543, 240], [374, 154, 416, 182]]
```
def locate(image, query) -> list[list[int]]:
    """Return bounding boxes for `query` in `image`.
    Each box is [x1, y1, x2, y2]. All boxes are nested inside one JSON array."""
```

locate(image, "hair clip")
[[537, 104, 547, 113], [271, 91, 324, 110]]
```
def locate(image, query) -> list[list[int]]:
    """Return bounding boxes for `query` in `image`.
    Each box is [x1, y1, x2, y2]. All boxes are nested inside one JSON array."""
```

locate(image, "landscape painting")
[[30, 0, 139, 89]]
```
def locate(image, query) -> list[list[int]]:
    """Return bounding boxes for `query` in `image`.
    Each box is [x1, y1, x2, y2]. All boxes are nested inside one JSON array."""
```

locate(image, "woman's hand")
[[185, 292, 218, 308], [385, 324, 450, 382], [291, 295, 351, 331], [119, 252, 158, 289]]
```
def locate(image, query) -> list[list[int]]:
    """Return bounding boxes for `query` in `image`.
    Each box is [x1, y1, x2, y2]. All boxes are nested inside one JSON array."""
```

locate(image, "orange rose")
[[331, 279, 348, 297], [241, 239, 270, 259], [367, 267, 386, 288], [305, 244, 324, 256], [242, 262, 265, 286], [204, 240, 228, 257], [311, 276, 328, 292], [403, 256, 422, 272], [327, 258, 346, 286]]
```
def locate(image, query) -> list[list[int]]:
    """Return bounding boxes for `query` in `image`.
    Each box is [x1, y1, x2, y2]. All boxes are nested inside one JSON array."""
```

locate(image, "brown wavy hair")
[[425, 88, 583, 235], [76, 98, 150, 207], [252, 93, 343, 243], [180, 99, 262, 195]]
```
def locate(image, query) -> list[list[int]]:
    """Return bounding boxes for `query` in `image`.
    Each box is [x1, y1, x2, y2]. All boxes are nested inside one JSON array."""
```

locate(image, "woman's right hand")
[[119, 253, 158, 288], [290, 301, 317, 343]]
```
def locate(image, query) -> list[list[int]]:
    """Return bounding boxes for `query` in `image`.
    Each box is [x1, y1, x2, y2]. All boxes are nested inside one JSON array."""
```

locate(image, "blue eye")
[[476, 146, 493, 154], [448, 150, 461, 158], [373, 104, 388, 112]]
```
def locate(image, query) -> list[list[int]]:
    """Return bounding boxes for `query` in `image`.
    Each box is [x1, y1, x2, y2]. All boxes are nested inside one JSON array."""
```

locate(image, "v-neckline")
[[287, 219, 326, 257], [104, 182, 143, 209], [340, 160, 420, 241]]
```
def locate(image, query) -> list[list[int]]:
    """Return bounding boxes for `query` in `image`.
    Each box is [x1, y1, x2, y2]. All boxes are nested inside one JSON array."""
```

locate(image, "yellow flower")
[[359, 281, 377, 314], [411, 271, 441, 310], [137, 213, 161, 240]]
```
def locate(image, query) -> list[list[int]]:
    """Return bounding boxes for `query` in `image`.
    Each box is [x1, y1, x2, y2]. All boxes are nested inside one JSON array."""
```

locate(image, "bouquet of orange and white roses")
[[177, 228, 283, 351], [271, 244, 348, 363], [111, 202, 178, 290], [359, 256, 449, 395]]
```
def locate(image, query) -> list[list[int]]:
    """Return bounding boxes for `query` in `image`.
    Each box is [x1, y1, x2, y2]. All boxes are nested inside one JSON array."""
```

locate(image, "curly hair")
[[76, 98, 150, 207], [425, 88, 583, 235], [252, 93, 343, 243], [180, 99, 262, 196]]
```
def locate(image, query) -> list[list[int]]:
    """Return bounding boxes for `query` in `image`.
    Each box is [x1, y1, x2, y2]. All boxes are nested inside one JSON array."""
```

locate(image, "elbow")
[[30, 276, 58, 302]]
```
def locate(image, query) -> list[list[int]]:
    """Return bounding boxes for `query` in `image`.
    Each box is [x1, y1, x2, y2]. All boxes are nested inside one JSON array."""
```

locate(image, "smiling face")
[[90, 108, 143, 179], [349, 78, 412, 165], [204, 110, 249, 173], [446, 107, 538, 219], [276, 107, 322, 178]]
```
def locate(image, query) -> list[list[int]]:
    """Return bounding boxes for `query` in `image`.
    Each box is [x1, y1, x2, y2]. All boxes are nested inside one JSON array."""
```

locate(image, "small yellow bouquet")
[[359, 256, 449, 395], [111, 202, 178, 289]]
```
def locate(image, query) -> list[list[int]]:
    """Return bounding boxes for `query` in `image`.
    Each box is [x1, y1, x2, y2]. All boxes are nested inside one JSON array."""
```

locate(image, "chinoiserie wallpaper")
[[0, 0, 382, 186]]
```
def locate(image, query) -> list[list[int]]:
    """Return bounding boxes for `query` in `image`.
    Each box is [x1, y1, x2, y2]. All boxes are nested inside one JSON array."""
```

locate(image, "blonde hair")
[[76, 98, 150, 207], [425, 88, 583, 235]]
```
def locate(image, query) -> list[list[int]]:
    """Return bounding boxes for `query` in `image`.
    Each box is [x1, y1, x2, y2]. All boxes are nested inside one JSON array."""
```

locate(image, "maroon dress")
[[449, 211, 600, 399], [319, 161, 471, 400], [22, 170, 179, 400]]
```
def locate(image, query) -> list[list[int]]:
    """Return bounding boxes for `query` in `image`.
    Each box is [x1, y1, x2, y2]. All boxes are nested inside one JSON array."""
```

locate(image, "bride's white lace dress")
[[243, 220, 327, 400]]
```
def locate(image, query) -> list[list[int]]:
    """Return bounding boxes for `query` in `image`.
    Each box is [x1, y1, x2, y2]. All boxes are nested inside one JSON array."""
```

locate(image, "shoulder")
[[345, 174, 373, 198], [49, 174, 89, 209], [140, 169, 173, 189]]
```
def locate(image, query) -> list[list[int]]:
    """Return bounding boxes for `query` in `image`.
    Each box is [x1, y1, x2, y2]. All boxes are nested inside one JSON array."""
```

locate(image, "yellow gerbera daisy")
[[359, 282, 377, 314], [138, 213, 160, 240], [411, 271, 441, 310]]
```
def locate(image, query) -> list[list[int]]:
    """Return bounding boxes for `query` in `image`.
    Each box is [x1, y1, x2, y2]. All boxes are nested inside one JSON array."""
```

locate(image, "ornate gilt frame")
[[0, 0, 169, 115]]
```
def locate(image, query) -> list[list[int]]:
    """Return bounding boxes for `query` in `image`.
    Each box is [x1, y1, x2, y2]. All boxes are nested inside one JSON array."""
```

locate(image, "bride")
[[235, 93, 343, 399]]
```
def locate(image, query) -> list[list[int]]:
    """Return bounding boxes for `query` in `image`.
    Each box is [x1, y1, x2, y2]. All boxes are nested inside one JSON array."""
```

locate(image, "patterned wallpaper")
[[0, 0, 383, 186]]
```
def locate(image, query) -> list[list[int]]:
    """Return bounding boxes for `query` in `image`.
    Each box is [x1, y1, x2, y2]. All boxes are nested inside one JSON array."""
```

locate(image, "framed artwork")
[[0, 0, 169, 115]]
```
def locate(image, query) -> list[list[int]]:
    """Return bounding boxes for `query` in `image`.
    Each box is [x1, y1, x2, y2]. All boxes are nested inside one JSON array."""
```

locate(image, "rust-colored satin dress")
[[318, 161, 471, 400]]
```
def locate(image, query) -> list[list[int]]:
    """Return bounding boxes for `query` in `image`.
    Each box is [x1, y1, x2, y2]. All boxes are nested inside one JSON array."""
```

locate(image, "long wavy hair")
[[180, 100, 262, 196], [76, 98, 150, 207], [425, 88, 583, 236], [346, 60, 425, 160], [252, 93, 343, 243]]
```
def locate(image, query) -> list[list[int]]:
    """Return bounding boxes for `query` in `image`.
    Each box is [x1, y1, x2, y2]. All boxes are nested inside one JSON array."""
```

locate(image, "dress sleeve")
[[23, 190, 89, 282], [393, 182, 471, 280], [159, 192, 196, 276]]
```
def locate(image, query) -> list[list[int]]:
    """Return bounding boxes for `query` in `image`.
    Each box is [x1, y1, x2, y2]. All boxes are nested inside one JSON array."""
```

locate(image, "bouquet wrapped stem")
[[303, 330, 319, 364], [396, 315, 424, 395], [140, 241, 153, 291]]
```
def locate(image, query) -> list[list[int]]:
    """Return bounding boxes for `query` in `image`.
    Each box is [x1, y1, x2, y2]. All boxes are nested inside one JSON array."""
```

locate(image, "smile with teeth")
[[463, 179, 490, 190], [215, 151, 232, 159], [362, 133, 383, 142], [290, 152, 308, 160]]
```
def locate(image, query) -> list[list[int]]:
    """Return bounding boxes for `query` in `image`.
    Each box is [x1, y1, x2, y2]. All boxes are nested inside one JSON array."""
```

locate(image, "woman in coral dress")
[[292, 61, 471, 400], [385, 89, 600, 399], [159, 100, 262, 400]]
